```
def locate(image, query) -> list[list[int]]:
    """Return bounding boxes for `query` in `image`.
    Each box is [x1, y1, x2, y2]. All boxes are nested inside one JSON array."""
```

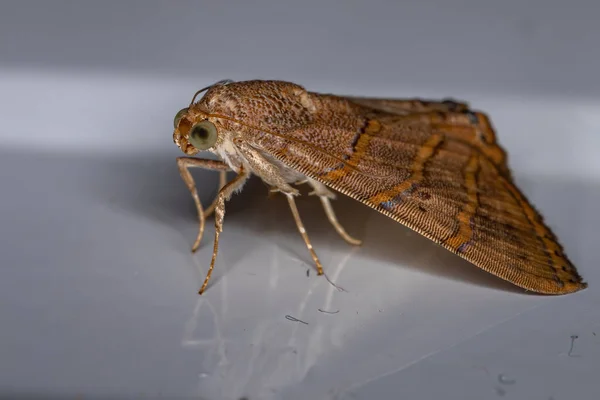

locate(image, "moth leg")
[[205, 170, 228, 216], [199, 168, 250, 295], [285, 193, 324, 276], [318, 196, 363, 246], [307, 179, 362, 246], [176, 157, 230, 253]]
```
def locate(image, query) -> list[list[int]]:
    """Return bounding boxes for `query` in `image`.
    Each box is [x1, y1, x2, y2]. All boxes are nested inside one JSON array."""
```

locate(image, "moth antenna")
[[189, 79, 235, 107]]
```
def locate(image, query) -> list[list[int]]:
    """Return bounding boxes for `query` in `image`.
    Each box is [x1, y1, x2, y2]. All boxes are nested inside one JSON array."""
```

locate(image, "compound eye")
[[188, 120, 218, 150], [173, 107, 188, 128]]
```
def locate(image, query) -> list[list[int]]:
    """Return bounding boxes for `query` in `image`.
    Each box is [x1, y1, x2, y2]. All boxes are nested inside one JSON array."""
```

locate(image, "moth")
[[172, 79, 587, 295]]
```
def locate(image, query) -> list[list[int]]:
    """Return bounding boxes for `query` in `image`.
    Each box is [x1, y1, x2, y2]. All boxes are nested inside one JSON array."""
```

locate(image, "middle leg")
[[285, 193, 324, 276]]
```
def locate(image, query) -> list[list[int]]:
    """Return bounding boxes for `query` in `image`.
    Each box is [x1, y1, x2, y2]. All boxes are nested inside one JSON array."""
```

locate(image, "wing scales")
[[249, 100, 586, 294]]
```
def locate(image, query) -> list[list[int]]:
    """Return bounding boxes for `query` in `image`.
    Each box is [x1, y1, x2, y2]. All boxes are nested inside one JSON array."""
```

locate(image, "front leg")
[[199, 167, 251, 294], [176, 157, 230, 252], [204, 170, 228, 217]]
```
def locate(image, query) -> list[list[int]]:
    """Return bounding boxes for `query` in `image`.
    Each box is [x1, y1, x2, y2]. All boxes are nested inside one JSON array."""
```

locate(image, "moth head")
[[173, 108, 220, 155], [172, 80, 234, 155]]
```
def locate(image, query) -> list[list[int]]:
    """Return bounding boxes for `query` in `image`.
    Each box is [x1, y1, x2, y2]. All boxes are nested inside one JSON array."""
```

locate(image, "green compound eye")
[[173, 107, 189, 128], [188, 120, 218, 150]]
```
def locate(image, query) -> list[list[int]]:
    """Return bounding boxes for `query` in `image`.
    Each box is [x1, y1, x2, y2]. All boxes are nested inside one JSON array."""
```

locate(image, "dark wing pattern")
[[344, 96, 470, 114], [250, 96, 586, 294]]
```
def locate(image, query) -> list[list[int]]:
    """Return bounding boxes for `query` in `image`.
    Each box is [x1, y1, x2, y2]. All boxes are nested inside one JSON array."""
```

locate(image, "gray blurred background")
[[1, 1, 599, 400], [2, 0, 599, 96]]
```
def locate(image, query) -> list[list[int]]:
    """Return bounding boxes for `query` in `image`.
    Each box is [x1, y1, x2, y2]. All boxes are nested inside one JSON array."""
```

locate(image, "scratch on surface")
[[568, 335, 580, 357], [337, 301, 545, 395], [318, 308, 340, 314], [285, 315, 308, 325]]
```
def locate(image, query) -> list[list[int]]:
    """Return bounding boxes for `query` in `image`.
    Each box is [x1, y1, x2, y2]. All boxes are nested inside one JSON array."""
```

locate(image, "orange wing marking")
[[369, 133, 446, 206], [443, 154, 481, 253], [321, 118, 382, 182]]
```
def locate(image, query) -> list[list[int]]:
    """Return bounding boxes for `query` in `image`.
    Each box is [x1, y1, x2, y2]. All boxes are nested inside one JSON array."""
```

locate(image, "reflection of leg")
[[285, 193, 324, 275], [176, 157, 230, 252], [199, 169, 250, 295], [319, 196, 363, 246], [205, 170, 228, 216]]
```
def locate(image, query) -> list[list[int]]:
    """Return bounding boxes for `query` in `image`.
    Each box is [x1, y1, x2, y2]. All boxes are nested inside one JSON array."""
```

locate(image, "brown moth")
[[172, 79, 587, 295]]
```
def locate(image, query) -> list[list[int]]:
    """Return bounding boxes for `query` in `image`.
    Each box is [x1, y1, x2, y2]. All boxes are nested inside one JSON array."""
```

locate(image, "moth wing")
[[343, 96, 513, 179], [344, 96, 470, 114], [252, 108, 586, 294]]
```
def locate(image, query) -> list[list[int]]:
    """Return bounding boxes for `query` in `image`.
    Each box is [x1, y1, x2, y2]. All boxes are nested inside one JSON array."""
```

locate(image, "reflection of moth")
[[172, 79, 586, 295]]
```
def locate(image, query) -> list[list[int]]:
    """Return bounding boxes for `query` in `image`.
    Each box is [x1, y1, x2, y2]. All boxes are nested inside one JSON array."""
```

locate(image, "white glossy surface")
[[1, 2, 599, 399]]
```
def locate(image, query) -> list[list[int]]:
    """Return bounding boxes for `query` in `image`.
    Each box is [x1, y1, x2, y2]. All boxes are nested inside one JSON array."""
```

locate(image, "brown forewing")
[[249, 95, 586, 295]]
